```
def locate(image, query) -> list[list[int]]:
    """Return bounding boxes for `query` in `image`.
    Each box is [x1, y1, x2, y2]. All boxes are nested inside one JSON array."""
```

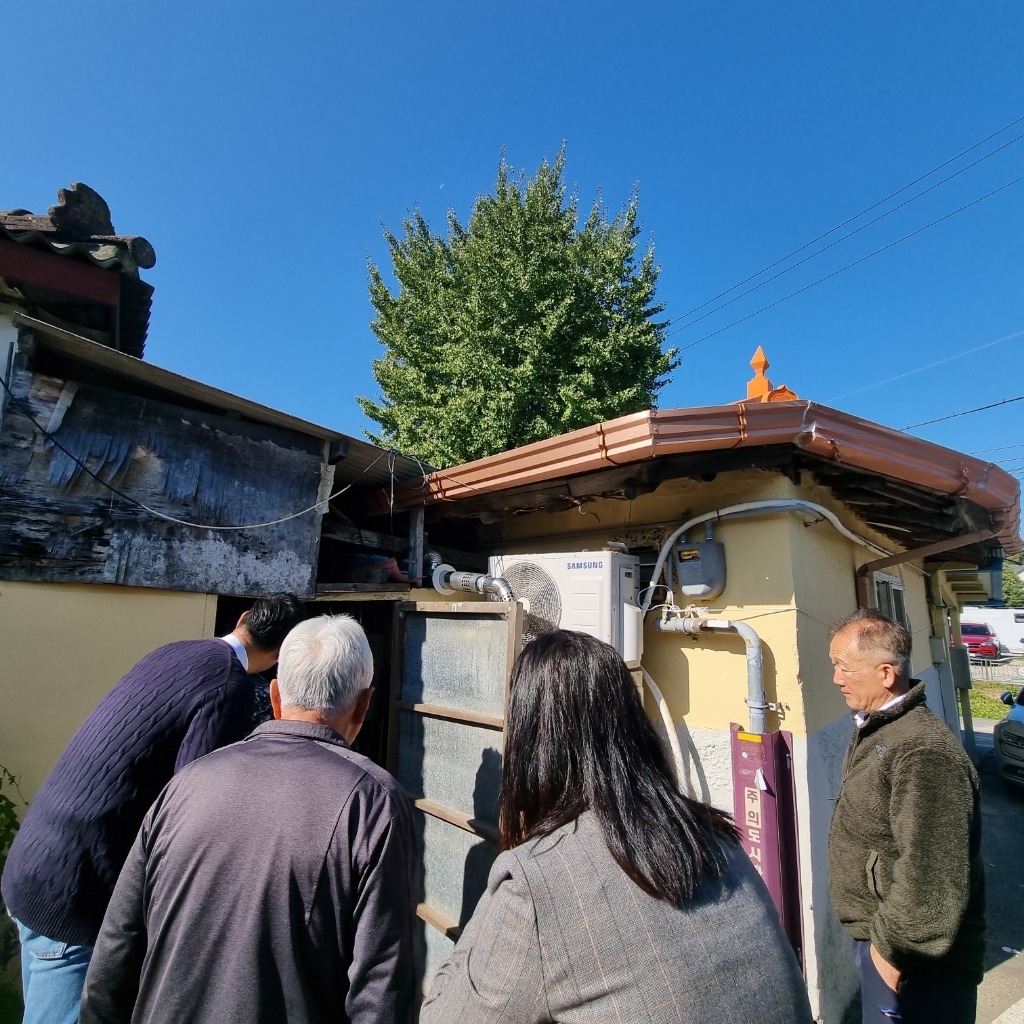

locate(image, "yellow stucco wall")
[[784, 473, 937, 734], [499, 470, 810, 733], [0, 580, 216, 801], [495, 467, 943, 740]]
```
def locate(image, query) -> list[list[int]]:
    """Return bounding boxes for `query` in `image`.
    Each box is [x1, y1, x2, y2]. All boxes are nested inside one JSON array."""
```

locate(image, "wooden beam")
[[315, 582, 410, 594], [320, 522, 409, 552], [0, 238, 120, 305], [416, 902, 461, 941], [407, 506, 424, 581], [395, 700, 505, 730], [410, 796, 500, 843]]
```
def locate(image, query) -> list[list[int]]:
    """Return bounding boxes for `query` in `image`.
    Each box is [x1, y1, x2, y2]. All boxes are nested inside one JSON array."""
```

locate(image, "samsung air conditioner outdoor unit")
[[488, 550, 643, 662]]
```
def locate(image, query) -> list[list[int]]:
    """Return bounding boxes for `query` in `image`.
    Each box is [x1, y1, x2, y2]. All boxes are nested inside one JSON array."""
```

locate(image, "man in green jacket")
[[828, 609, 984, 1024]]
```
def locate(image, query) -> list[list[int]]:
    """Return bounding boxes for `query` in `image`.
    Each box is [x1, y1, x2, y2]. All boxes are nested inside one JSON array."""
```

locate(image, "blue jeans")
[[12, 916, 93, 1024]]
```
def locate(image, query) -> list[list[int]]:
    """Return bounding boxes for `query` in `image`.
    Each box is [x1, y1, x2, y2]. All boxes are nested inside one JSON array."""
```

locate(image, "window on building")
[[875, 573, 909, 629]]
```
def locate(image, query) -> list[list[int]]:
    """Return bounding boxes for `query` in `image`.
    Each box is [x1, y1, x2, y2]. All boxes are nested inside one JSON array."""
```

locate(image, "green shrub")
[[0, 765, 24, 1022]]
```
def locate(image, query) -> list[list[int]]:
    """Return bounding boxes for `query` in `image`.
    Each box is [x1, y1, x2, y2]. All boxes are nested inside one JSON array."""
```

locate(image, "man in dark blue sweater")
[[1, 592, 305, 1024]]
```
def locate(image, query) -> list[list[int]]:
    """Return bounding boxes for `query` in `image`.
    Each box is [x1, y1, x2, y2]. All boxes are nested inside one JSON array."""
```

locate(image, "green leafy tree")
[[1004, 552, 1024, 607], [358, 147, 677, 467]]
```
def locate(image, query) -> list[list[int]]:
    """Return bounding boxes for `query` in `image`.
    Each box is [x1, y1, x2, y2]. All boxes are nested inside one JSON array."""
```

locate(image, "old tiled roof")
[[0, 183, 155, 358]]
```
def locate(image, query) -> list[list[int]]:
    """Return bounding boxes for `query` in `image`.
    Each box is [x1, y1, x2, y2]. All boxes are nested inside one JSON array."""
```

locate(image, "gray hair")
[[830, 608, 912, 681], [277, 615, 373, 714]]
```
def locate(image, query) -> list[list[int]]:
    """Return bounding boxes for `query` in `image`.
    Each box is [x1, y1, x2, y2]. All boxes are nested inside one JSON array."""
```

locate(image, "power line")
[[903, 394, 1024, 431], [675, 176, 1024, 354], [971, 443, 1024, 455], [667, 113, 1024, 328], [669, 133, 1024, 336], [825, 330, 1024, 403]]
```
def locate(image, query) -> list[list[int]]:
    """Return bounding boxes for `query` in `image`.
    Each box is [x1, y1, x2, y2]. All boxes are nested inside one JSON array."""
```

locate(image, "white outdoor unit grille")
[[488, 550, 643, 662]]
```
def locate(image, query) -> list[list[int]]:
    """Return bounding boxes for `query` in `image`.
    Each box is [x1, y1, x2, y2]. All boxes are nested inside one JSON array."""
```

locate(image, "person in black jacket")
[[79, 614, 417, 1024], [1, 593, 305, 1024], [827, 609, 984, 1024]]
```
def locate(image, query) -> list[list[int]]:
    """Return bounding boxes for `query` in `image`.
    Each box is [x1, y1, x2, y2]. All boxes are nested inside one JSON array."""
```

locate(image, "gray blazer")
[[422, 811, 811, 1023]]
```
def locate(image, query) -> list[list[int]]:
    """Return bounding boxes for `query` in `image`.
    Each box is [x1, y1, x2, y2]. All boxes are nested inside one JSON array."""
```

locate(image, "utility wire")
[[669, 134, 1024, 336], [675, 177, 1024, 354], [825, 330, 1024, 403], [903, 394, 1024, 431], [667, 113, 1024, 328], [971, 444, 1024, 455], [0, 372, 394, 531]]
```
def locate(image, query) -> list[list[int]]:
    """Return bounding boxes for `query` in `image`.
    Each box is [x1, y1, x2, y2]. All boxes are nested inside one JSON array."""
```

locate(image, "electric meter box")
[[675, 540, 726, 600]]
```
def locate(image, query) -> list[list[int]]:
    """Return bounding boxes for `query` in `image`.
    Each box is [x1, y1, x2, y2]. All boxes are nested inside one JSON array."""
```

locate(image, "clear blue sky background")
[[3, 2, 1022, 475]]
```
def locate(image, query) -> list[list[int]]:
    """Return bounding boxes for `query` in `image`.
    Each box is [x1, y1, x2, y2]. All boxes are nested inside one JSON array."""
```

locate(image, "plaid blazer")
[[422, 811, 811, 1023]]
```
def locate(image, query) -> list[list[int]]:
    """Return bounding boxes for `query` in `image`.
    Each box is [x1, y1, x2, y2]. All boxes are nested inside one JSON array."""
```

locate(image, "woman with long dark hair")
[[421, 629, 812, 1023]]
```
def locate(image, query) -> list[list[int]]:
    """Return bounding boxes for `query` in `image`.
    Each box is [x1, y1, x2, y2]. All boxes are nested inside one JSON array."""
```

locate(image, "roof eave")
[[389, 400, 1021, 554]]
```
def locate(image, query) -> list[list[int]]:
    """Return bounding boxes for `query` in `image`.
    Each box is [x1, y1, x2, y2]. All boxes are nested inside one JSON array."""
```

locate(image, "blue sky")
[[3, 1, 1022, 474]]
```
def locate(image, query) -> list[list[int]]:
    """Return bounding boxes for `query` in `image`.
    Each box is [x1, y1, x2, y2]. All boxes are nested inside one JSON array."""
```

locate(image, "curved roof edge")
[[393, 400, 1021, 552]]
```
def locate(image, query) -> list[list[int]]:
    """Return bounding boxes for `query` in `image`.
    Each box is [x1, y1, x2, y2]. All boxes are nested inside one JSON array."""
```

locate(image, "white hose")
[[641, 668, 685, 786]]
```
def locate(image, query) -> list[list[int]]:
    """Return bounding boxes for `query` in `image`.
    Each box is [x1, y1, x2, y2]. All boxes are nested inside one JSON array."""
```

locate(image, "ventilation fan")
[[493, 560, 562, 644]]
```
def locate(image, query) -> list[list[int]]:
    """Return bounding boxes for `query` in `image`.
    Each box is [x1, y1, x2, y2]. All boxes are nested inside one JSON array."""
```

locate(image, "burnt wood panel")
[[0, 368, 324, 596]]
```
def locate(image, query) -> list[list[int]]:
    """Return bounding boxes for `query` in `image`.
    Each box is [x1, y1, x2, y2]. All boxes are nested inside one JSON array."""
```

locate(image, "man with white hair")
[[78, 615, 418, 1024]]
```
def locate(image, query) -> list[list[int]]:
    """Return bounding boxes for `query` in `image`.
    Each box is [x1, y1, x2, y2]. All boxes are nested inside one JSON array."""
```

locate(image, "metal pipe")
[[432, 563, 513, 602], [641, 499, 899, 617], [653, 616, 768, 734]]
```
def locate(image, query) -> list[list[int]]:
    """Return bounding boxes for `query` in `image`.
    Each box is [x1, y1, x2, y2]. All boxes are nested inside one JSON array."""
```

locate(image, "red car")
[[960, 622, 1000, 660]]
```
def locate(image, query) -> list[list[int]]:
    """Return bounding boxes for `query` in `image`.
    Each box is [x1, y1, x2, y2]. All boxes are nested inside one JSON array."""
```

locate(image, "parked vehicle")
[[959, 606, 1024, 656], [994, 687, 1024, 791], [960, 622, 1000, 660]]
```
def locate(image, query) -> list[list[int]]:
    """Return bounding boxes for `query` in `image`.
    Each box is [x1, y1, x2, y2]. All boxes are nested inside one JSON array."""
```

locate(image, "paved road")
[[972, 720, 1024, 1024]]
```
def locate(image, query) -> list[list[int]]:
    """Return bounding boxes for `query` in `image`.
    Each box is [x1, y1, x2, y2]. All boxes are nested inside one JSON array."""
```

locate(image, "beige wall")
[[0, 580, 216, 802]]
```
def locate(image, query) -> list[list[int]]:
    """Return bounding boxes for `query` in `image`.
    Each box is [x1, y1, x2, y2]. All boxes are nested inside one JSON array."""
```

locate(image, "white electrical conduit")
[[640, 499, 915, 617], [641, 668, 686, 785]]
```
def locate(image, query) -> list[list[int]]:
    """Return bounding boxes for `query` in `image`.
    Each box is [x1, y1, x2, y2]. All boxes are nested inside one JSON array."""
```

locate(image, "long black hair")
[[498, 629, 739, 904]]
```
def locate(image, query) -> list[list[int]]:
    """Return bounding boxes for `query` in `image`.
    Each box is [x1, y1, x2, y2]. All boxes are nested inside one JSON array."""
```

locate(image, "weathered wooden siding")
[[0, 367, 325, 595]]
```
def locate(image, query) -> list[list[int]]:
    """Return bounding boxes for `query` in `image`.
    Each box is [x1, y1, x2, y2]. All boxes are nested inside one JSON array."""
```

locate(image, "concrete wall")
[[0, 580, 216, 802]]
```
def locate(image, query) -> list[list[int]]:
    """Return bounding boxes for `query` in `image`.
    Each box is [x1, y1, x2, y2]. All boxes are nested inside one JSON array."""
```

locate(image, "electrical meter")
[[675, 540, 726, 600]]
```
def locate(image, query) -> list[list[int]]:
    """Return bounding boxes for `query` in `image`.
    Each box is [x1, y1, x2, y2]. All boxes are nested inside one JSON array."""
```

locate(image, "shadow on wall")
[[460, 749, 501, 927]]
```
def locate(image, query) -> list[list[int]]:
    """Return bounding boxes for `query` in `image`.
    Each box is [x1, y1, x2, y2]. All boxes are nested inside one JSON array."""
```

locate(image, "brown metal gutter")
[[388, 400, 1021, 553]]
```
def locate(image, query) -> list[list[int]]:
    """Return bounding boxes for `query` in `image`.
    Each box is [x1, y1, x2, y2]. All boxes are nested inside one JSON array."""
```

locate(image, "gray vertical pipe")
[[653, 617, 768, 734]]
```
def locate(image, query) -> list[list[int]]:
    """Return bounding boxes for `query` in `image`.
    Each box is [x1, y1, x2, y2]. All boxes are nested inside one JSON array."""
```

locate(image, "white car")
[[993, 686, 1024, 791]]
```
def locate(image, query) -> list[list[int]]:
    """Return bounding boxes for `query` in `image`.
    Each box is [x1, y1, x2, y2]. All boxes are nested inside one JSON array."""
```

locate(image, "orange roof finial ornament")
[[743, 346, 799, 404]]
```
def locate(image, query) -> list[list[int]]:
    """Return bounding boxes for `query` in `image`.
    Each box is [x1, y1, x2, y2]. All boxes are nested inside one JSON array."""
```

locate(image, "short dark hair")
[[830, 608, 911, 678], [499, 630, 739, 905], [243, 594, 306, 651]]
